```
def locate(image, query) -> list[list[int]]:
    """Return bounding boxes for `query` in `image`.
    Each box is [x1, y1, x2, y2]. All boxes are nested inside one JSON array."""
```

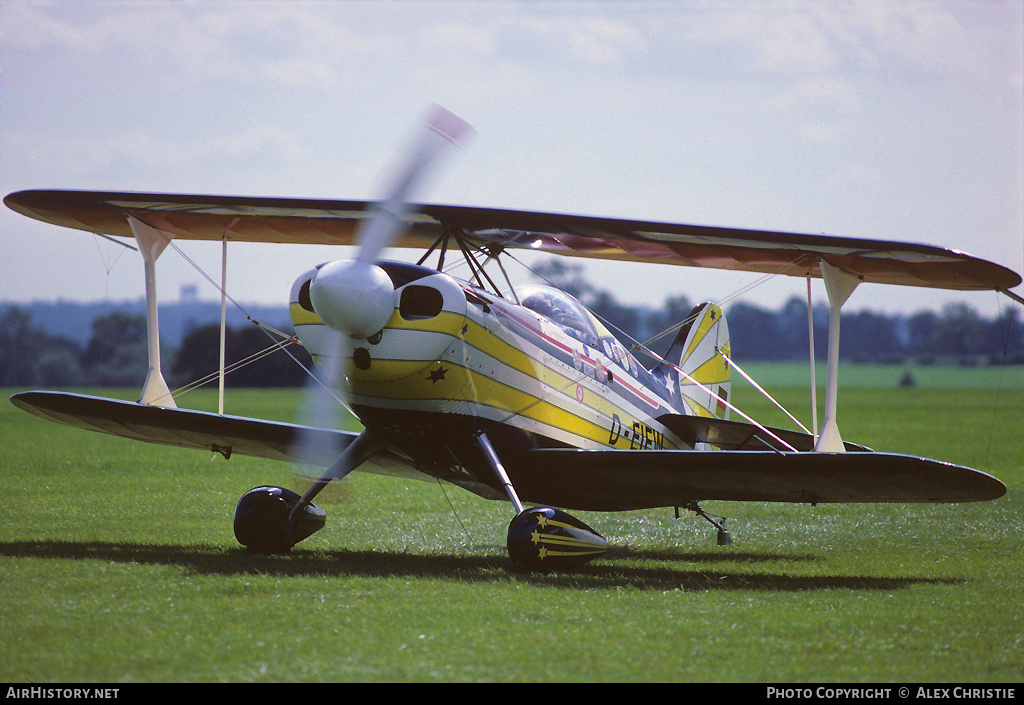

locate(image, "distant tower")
[[180, 283, 199, 303]]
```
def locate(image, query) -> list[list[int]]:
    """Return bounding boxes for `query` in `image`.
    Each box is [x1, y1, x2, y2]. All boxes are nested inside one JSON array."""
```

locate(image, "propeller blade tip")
[[423, 104, 475, 147]]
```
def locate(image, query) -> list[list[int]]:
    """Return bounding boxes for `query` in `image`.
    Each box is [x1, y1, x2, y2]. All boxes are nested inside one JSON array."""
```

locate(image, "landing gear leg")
[[474, 432, 607, 572], [290, 430, 380, 522], [678, 501, 732, 546], [233, 430, 379, 553]]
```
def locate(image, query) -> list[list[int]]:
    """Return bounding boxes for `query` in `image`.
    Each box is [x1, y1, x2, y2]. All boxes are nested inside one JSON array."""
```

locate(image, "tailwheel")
[[233, 485, 327, 554], [678, 501, 732, 546], [507, 507, 608, 573]]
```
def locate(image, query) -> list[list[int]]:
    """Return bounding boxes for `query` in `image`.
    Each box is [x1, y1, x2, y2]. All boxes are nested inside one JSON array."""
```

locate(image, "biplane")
[[6, 107, 1020, 571]]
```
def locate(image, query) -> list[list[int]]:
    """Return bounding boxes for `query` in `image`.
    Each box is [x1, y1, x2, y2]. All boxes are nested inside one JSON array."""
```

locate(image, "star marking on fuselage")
[[427, 365, 448, 383]]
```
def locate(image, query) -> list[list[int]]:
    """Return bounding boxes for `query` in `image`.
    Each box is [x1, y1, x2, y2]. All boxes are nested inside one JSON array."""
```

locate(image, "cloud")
[[5, 1, 398, 91], [3, 1, 1019, 314], [5, 125, 307, 186], [418, 21, 498, 57], [678, 6, 836, 74], [506, 14, 647, 66], [674, 2, 1009, 80]]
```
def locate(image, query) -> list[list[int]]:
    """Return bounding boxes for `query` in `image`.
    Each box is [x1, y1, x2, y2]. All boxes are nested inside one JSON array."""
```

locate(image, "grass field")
[[1, 365, 1022, 683]]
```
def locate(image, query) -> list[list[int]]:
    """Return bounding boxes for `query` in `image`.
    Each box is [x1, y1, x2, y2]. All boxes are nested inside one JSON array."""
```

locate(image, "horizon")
[[3, 275, 1017, 321]]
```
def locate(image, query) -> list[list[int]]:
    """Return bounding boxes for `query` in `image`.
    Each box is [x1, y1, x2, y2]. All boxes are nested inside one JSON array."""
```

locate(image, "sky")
[[3, 0, 1023, 323]]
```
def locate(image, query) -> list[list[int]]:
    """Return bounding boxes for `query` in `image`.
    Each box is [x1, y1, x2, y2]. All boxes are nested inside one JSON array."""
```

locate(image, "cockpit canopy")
[[519, 286, 600, 346]]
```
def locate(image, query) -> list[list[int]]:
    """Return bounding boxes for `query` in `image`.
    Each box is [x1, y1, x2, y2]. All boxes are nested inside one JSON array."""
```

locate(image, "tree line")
[[2, 265, 1021, 388], [533, 260, 1024, 367], [0, 307, 310, 389]]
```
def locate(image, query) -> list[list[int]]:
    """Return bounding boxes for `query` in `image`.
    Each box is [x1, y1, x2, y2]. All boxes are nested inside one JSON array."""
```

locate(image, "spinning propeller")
[[308, 105, 474, 338], [233, 105, 474, 553]]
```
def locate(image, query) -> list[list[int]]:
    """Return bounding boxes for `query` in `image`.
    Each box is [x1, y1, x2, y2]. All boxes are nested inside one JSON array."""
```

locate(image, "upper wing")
[[505, 448, 1006, 511], [6, 189, 1020, 291], [9, 391, 409, 473], [3, 190, 435, 248]]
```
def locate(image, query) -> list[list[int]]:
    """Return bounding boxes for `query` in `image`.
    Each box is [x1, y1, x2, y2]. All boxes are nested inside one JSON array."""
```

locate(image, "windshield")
[[519, 286, 599, 345]]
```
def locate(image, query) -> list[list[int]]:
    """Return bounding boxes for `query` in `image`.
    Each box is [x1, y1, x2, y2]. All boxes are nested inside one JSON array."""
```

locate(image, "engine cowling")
[[290, 260, 468, 383]]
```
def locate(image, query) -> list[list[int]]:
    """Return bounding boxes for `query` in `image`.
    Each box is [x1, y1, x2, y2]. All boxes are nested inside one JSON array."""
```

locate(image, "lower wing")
[[506, 448, 1006, 511], [11, 391, 1006, 512], [10, 390, 378, 468]]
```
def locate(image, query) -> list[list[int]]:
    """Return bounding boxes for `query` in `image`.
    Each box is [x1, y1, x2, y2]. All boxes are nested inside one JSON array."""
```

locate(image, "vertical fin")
[[654, 303, 731, 419]]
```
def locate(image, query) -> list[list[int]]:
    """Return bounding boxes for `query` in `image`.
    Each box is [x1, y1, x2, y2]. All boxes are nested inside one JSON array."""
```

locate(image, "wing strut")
[[807, 274, 819, 445], [1002, 288, 1024, 307], [218, 236, 228, 415], [814, 259, 861, 452], [127, 215, 177, 408]]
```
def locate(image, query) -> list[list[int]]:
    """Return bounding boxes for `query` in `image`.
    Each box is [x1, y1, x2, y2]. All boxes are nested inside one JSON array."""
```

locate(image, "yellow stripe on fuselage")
[[349, 358, 613, 446], [348, 318, 681, 450], [293, 298, 681, 450], [462, 317, 653, 428]]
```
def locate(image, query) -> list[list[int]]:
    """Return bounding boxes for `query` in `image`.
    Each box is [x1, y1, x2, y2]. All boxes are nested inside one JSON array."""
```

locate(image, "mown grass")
[[737, 360, 1024, 390], [1, 366, 1021, 682]]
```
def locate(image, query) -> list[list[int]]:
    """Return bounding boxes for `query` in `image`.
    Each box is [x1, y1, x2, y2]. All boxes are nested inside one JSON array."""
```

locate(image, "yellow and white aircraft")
[[6, 107, 1020, 571]]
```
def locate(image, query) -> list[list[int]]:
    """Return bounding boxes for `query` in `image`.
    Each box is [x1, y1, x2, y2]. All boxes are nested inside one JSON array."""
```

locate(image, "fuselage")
[[290, 260, 693, 500]]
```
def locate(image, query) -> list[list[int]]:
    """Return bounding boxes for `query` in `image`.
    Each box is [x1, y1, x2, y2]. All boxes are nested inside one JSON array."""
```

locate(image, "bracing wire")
[[499, 248, 813, 443], [721, 352, 811, 434], [169, 335, 301, 399], [431, 474, 476, 546], [149, 231, 350, 412], [641, 345, 799, 452], [91, 232, 135, 300]]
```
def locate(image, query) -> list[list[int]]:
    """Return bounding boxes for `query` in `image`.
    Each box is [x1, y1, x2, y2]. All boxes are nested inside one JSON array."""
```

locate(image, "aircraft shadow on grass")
[[0, 540, 962, 593]]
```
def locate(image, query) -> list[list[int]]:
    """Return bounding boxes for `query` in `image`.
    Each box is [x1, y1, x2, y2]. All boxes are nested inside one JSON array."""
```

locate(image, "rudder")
[[653, 302, 731, 419]]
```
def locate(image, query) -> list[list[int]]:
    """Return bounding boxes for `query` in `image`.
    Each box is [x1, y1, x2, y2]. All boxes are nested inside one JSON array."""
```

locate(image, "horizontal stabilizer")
[[506, 448, 1005, 510], [657, 413, 871, 452]]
